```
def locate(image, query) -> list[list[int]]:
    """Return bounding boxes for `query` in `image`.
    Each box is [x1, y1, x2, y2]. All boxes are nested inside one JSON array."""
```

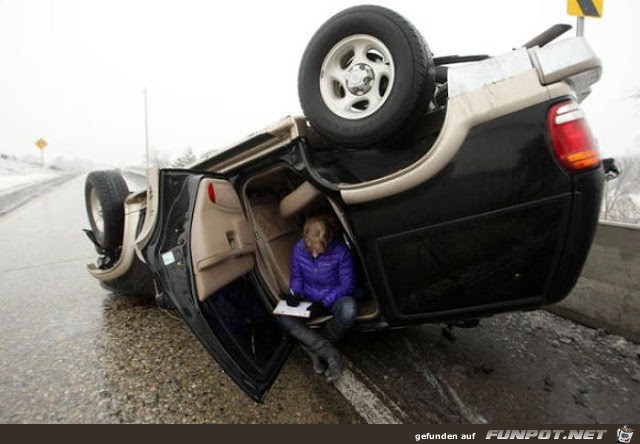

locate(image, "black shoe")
[[289, 325, 345, 381], [302, 345, 327, 375], [314, 342, 346, 382]]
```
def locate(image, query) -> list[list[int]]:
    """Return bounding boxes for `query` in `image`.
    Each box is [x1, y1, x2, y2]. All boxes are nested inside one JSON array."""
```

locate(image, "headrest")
[[279, 181, 323, 219]]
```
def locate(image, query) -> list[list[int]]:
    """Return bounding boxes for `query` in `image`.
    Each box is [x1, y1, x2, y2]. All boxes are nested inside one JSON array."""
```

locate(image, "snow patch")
[[0, 158, 61, 195]]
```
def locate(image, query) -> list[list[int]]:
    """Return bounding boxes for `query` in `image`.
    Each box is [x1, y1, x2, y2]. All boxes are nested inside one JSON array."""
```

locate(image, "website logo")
[[618, 426, 634, 444]]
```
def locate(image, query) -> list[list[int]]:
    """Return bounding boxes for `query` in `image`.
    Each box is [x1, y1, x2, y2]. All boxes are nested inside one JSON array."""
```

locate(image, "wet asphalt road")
[[0, 176, 362, 423], [341, 311, 640, 424]]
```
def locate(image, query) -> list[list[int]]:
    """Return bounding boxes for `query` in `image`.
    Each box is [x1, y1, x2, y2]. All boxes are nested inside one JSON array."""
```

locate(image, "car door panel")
[[145, 170, 291, 401], [375, 194, 571, 317], [190, 177, 256, 301]]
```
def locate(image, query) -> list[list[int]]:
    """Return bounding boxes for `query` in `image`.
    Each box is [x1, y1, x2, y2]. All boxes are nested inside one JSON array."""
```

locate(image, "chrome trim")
[[555, 109, 585, 125], [556, 102, 580, 115]]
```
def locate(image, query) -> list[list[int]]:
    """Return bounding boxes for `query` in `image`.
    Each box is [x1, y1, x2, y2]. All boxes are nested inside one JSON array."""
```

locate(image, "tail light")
[[547, 100, 600, 172]]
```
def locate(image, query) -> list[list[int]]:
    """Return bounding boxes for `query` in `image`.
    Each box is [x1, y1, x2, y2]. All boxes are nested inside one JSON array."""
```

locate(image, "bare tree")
[[172, 147, 197, 168], [200, 149, 221, 160], [601, 156, 640, 224], [149, 146, 171, 168], [601, 90, 640, 225]]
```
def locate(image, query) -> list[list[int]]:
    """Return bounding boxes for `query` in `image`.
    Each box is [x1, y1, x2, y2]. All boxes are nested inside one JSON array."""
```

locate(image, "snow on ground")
[[0, 157, 61, 195]]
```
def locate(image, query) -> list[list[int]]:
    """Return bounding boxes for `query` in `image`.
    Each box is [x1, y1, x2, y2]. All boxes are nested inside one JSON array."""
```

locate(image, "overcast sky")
[[1, 0, 638, 167]]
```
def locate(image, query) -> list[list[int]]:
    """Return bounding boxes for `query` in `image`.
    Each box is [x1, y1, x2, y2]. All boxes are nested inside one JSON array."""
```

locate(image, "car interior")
[[241, 164, 380, 324], [188, 164, 380, 324]]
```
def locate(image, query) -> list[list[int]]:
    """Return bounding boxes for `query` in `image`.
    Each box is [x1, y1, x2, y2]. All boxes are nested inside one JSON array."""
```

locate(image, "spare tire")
[[85, 170, 129, 250], [298, 5, 435, 149]]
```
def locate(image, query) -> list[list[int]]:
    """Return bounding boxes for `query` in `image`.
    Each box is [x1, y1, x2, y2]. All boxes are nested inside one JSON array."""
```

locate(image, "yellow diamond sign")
[[567, 0, 603, 18], [35, 138, 47, 150]]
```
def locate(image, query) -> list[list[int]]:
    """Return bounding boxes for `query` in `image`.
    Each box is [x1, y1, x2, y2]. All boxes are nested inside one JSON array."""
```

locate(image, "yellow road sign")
[[35, 138, 47, 150], [567, 0, 603, 18]]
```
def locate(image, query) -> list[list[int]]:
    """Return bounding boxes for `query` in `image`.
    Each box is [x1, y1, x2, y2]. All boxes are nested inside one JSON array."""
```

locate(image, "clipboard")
[[273, 300, 312, 318]]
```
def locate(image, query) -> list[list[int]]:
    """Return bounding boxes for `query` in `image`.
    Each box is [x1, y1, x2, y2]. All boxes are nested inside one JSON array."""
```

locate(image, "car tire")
[[85, 170, 129, 250], [298, 5, 435, 148]]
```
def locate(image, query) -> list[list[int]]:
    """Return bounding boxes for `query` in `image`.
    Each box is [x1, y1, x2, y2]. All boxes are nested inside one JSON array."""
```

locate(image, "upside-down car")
[[84, 6, 611, 401]]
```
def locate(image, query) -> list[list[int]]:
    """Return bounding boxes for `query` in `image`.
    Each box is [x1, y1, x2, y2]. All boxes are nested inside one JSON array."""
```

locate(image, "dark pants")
[[278, 296, 357, 341]]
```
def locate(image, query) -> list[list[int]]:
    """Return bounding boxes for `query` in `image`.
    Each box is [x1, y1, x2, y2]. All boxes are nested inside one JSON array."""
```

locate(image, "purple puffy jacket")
[[289, 238, 355, 309]]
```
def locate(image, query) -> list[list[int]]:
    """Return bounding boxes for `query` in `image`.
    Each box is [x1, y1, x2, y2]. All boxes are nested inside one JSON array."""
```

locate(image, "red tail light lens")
[[548, 100, 600, 172]]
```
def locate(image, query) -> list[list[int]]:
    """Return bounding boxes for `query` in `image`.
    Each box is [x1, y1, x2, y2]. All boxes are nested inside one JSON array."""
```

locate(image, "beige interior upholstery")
[[251, 194, 299, 292], [279, 181, 323, 219], [249, 180, 326, 293], [191, 178, 255, 301]]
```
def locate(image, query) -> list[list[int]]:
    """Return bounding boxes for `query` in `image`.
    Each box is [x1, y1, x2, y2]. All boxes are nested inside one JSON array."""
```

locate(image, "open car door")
[[145, 170, 292, 402]]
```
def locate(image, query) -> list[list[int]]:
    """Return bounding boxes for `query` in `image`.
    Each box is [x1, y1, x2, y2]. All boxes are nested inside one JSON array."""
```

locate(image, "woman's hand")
[[308, 302, 328, 318], [286, 292, 302, 307]]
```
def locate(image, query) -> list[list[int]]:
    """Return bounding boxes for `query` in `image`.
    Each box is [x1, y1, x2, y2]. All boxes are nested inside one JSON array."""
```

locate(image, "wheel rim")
[[90, 187, 104, 234], [319, 34, 395, 120]]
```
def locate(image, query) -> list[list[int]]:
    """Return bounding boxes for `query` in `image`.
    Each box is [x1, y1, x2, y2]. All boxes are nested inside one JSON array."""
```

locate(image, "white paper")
[[272, 300, 312, 318]]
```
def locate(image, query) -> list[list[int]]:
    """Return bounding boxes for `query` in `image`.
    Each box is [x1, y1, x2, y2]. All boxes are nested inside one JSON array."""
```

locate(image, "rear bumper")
[[545, 166, 605, 304]]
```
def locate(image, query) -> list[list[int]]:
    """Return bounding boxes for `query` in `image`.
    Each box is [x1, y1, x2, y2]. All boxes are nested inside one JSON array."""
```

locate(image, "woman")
[[278, 216, 356, 382]]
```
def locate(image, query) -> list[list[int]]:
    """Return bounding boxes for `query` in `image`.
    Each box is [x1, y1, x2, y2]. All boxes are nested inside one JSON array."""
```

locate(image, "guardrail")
[[121, 167, 146, 178], [124, 166, 147, 174], [550, 221, 640, 343], [120, 168, 147, 192], [0, 174, 77, 217]]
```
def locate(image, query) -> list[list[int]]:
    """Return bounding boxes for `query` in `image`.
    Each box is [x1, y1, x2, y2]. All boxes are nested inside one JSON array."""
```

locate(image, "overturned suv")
[[84, 6, 607, 401]]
